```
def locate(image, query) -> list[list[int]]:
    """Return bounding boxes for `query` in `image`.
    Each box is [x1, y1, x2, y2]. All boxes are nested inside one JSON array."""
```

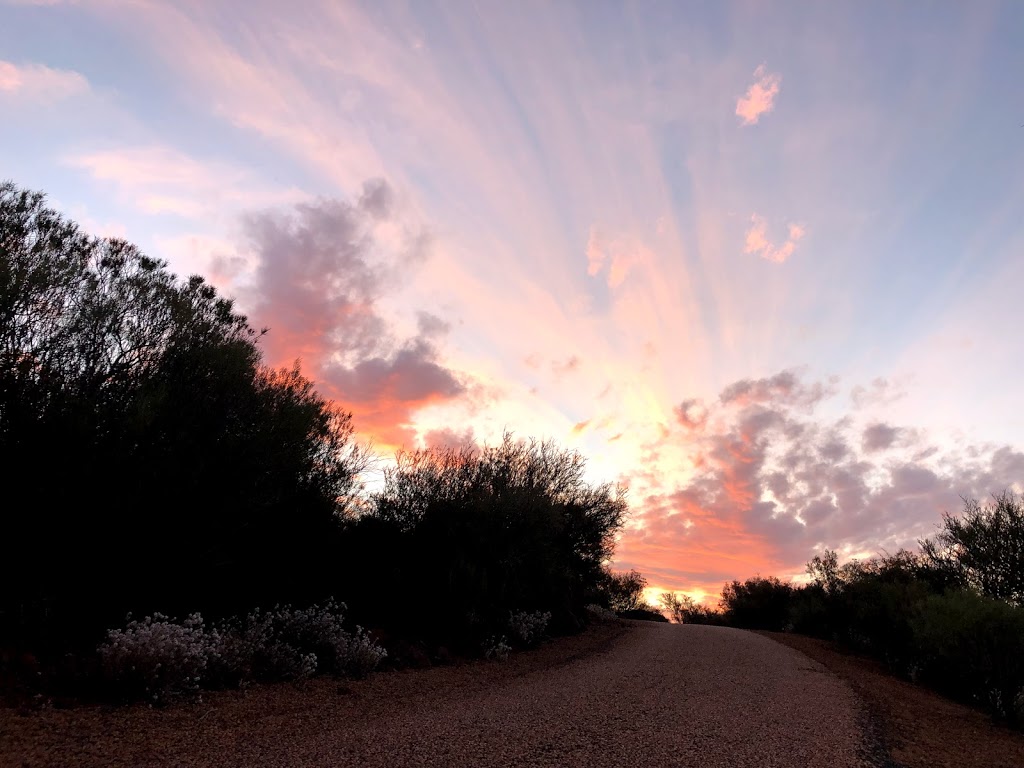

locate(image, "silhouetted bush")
[[600, 569, 649, 613], [912, 590, 1024, 725], [921, 490, 1024, 605], [659, 592, 725, 625], [720, 576, 794, 630], [618, 607, 669, 622], [0, 182, 367, 652], [337, 435, 628, 651]]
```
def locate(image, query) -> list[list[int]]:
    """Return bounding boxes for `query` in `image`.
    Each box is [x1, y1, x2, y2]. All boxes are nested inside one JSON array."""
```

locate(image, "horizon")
[[2, 0, 1023, 603]]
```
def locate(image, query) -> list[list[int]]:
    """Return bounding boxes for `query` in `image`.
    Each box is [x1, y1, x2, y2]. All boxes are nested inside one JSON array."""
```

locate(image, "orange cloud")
[[735, 63, 781, 125], [744, 214, 805, 263]]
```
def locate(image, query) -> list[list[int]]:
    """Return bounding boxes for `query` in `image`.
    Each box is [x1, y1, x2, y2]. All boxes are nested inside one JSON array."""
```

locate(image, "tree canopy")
[[0, 182, 367, 649]]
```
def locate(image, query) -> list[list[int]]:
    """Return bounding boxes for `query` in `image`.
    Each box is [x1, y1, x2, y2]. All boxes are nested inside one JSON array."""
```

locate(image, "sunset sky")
[[3, 0, 1023, 604]]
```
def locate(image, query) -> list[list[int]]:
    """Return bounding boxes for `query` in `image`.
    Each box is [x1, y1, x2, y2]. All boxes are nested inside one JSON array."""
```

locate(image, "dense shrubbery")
[[1, 183, 630, 703], [1, 183, 367, 651], [710, 493, 1024, 727], [336, 436, 628, 651], [96, 600, 386, 704]]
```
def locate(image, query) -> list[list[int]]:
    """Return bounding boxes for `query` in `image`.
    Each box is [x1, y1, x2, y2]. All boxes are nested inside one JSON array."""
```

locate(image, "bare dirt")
[[2, 622, 882, 768]]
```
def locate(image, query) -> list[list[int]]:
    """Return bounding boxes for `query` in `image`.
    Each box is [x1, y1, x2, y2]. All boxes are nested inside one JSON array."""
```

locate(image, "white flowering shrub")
[[508, 610, 550, 646], [585, 604, 618, 622], [342, 626, 388, 678], [97, 612, 209, 703], [483, 635, 511, 661], [97, 599, 387, 702]]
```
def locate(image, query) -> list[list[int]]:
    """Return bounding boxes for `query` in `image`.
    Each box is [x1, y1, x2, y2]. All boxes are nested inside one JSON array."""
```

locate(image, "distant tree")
[[659, 592, 723, 625], [0, 181, 367, 650], [921, 491, 1024, 605], [602, 569, 648, 613]]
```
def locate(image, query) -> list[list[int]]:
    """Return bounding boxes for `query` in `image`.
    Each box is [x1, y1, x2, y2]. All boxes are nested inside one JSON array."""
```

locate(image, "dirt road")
[[2, 623, 883, 767]]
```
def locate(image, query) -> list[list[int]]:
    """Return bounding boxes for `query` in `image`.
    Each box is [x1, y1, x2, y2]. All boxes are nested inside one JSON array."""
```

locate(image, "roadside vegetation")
[[658, 492, 1024, 728], [0, 182, 632, 705]]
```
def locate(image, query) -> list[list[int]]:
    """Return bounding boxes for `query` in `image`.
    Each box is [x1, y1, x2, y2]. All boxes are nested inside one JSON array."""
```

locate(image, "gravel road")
[[341, 623, 877, 768], [2, 622, 882, 768]]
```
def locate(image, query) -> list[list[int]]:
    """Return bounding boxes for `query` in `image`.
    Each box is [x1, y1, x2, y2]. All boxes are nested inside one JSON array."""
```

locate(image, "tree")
[[921, 491, 1024, 605], [720, 576, 793, 630], [602, 569, 648, 613], [340, 434, 629, 646], [0, 182, 367, 650]]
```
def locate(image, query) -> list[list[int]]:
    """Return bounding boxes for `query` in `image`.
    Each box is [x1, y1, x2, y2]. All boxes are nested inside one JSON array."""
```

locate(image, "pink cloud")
[[735, 63, 781, 125], [586, 229, 648, 288], [242, 180, 469, 451], [744, 214, 805, 263], [0, 59, 88, 102], [614, 369, 1024, 599]]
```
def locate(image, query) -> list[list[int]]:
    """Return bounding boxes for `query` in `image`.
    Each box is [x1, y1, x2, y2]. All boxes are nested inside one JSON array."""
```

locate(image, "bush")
[[600, 569, 648, 613], [483, 635, 511, 661], [921, 491, 1024, 605], [912, 590, 1024, 725], [340, 434, 628, 649], [96, 600, 386, 703], [584, 604, 618, 622], [618, 607, 669, 622], [0, 182, 368, 652], [97, 613, 209, 704], [508, 610, 551, 646], [659, 593, 723, 625], [720, 576, 793, 630]]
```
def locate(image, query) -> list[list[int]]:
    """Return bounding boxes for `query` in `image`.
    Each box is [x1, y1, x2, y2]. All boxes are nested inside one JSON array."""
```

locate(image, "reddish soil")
[[759, 631, 1024, 768]]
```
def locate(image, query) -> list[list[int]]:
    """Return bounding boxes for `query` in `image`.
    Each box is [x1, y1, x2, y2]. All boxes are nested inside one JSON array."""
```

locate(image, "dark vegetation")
[[668, 492, 1024, 728], [0, 183, 631, 701]]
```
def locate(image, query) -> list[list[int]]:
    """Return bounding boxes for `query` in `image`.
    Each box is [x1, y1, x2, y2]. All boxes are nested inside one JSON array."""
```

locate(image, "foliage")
[[584, 604, 618, 622], [97, 600, 386, 703], [659, 592, 724, 625], [618, 606, 669, 622], [97, 613, 209, 704], [600, 569, 649, 613], [507, 610, 551, 647], [912, 590, 1024, 725], [338, 434, 628, 650], [921, 491, 1024, 605], [483, 635, 511, 661], [720, 576, 794, 631], [0, 182, 367, 650]]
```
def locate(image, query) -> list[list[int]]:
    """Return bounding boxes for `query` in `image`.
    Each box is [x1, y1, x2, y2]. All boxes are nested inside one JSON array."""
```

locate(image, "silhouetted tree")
[[921, 491, 1024, 605], [602, 569, 648, 613], [0, 182, 367, 651], [339, 434, 628, 649], [720, 576, 793, 630]]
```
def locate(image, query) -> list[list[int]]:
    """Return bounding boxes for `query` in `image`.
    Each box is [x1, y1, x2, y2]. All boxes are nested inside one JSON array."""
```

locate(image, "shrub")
[[483, 635, 511, 661], [508, 610, 551, 646], [585, 604, 618, 622], [600, 569, 648, 613], [341, 434, 628, 648], [618, 606, 669, 622], [912, 590, 1024, 725], [97, 613, 209, 704], [96, 600, 386, 703], [720, 576, 793, 630]]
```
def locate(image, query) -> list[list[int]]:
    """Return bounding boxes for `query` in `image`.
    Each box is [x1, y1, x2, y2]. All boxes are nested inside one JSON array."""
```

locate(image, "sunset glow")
[[3, 0, 1023, 603]]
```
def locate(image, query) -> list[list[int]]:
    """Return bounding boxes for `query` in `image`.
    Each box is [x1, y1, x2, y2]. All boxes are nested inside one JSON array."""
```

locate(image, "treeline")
[[0, 182, 628, 699], [660, 493, 1024, 727]]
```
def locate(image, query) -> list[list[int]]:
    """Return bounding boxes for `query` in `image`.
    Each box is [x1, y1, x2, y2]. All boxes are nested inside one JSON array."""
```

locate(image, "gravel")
[[2, 622, 879, 767]]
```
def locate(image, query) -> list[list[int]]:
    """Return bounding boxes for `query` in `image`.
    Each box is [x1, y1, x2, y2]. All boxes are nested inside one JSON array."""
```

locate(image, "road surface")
[[1, 622, 883, 767]]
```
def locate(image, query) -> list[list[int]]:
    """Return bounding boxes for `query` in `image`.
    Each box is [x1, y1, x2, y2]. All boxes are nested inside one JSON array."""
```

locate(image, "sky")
[[3, 0, 1023, 605]]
